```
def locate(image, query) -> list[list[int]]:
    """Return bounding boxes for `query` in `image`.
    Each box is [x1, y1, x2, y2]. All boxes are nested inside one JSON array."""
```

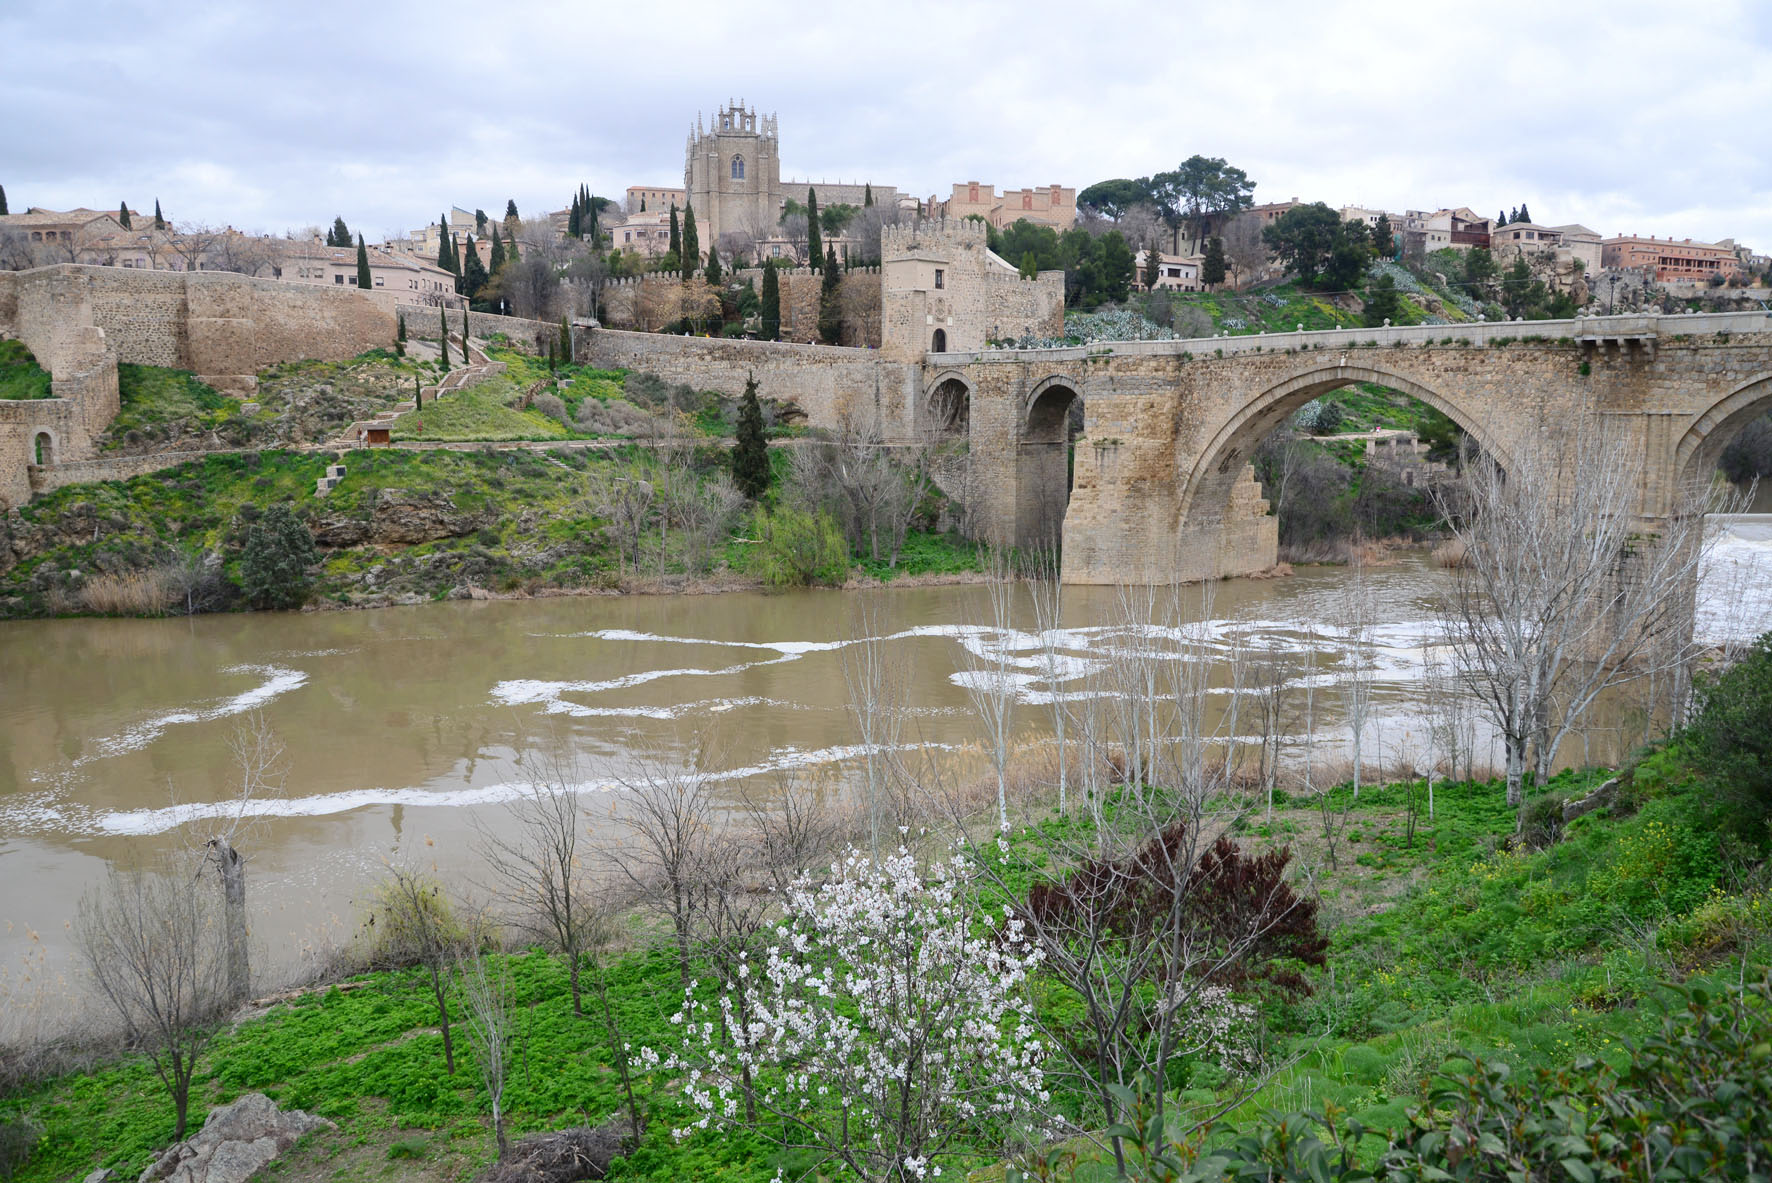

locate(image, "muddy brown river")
[[4, 537, 1769, 1012]]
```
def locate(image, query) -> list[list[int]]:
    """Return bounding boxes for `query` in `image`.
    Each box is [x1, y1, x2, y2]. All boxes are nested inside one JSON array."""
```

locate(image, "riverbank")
[[4, 729, 1768, 1182]]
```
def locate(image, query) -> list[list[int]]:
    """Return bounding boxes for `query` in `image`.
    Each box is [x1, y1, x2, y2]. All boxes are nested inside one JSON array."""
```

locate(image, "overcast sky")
[[5, 0, 1769, 249]]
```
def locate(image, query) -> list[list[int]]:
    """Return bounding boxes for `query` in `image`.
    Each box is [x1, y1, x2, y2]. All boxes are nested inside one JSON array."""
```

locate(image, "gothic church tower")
[[684, 101, 781, 256]]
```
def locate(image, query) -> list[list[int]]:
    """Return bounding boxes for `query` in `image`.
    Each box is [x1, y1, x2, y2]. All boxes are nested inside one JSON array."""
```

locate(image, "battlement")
[[881, 217, 990, 256]]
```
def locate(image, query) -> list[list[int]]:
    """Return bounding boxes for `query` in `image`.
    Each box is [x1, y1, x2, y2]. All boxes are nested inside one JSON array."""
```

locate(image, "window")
[[374, 276, 384, 287], [772, 245, 782, 257], [334, 274, 344, 284], [934, 269, 944, 289], [731, 154, 745, 180]]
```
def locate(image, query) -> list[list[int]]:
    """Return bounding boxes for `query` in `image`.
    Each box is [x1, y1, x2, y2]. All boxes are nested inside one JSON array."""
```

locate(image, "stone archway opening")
[[931, 328, 947, 354], [1689, 376, 1772, 513], [1184, 369, 1490, 576], [32, 432, 53, 466], [927, 376, 970, 441], [1018, 381, 1084, 550]]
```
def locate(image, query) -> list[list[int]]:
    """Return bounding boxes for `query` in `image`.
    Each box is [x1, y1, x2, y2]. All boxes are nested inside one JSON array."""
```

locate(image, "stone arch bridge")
[[918, 310, 1772, 583]]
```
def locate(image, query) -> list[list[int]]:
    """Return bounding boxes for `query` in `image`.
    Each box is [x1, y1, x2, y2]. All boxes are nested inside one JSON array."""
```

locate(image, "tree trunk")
[[568, 949, 583, 1017], [431, 969, 456, 1074], [210, 838, 250, 1002]]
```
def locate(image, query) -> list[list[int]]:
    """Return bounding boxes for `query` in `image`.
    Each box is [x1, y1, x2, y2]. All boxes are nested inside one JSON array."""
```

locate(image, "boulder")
[[138, 1093, 333, 1183], [1562, 777, 1619, 824]]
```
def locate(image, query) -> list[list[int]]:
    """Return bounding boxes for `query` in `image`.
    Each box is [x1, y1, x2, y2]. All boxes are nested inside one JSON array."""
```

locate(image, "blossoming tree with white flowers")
[[638, 846, 1052, 1183]]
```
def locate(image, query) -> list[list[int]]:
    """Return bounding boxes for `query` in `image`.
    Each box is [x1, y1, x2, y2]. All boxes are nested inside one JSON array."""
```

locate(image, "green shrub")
[[0, 340, 53, 401], [748, 507, 848, 587], [386, 1135, 430, 1160], [0, 1115, 42, 1179], [237, 502, 319, 609], [1685, 633, 1772, 842]]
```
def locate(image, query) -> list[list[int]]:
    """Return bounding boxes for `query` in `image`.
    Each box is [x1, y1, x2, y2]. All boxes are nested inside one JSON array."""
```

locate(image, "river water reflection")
[[3, 534, 1769, 996]]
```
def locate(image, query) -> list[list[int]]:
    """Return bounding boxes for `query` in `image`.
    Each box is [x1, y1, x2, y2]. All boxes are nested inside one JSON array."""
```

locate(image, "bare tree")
[[75, 858, 228, 1139], [166, 224, 224, 273], [457, 936, 513, 1160], [364, 865, 470, 1073], [841, 594, 905, 856], [474, 753, 597, 1015], [961, 552, 1020, 830], [1435, 416, 1731, 814], [604, 754, 721, 986], [192, 712, 288, 1004], [1219, 212, 1268, 288], [1025, 548, 1072, 815], [593, 459, 657, 574], [790, 417, 930, 568], [1335, 558, 1376, 798]]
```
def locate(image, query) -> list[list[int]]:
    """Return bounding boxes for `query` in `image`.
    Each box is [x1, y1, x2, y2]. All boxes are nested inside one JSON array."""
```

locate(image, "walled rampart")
[[395, 304, 561, 354], [598, 269, 884, 348], [580, 328, 917, 434]]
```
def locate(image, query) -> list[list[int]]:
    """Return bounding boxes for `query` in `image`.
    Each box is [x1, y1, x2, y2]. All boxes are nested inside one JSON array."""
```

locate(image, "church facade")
[[684, 102, 783, 252]]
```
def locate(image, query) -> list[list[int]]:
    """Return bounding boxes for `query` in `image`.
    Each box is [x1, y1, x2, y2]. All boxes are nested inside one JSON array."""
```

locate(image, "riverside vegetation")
[[0, 343, 978, 619], [0, 631, 1768, 1182]]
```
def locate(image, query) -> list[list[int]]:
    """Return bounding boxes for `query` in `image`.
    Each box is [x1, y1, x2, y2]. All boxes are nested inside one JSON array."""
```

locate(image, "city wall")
[[395, 304, 562, 354], [580, 328, 918, 434]]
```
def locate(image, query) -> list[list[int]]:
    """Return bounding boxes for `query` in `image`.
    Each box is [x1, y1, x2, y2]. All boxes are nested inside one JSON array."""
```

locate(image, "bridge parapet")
[[930, 309, 1772, 366]]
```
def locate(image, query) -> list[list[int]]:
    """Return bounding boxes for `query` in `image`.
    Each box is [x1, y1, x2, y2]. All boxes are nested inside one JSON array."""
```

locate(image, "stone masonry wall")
[[396, 304, 562, 354], [599, 269, 884, 348], [581, 328, 918, 435]]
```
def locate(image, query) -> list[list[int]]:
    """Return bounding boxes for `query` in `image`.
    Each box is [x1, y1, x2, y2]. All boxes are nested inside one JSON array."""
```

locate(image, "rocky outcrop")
[[138, 1093, 333, 1183], [309, 489, 493, 547]]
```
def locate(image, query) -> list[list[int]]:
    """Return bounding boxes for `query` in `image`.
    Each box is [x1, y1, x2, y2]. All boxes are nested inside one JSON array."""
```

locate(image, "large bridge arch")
[[1017, 373, 1087, 548], [1176, 362, 1505, 575], [923, 370, 974, 440], [1673, 371, 1772, 496]]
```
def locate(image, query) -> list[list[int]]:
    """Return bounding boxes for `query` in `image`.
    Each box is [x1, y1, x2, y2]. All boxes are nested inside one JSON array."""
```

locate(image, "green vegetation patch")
[[0, 339, 53, 400], [388, 377, 568, 442], [105, 365, 236, 450], [1173, 282, 1362, 336]]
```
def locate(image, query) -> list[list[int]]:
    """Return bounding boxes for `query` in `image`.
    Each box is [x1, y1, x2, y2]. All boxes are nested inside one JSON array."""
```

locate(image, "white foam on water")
[[65, 664, 309, 768], [1697, 518, 1772, 644]]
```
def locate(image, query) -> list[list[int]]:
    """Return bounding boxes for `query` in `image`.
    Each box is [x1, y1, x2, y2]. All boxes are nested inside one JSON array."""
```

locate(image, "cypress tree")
[[1142, 245, 1159, 290], [153, 199, 164, 229], [761, 259, 781, 341], [462, 307, 471, 343], [731, 373, 770, 500], [1372, 213, 1394, 259], [356, 234, 372, 289], [507, 234, 519, 265], [559, 314, 571, 365], [863, 183, 873, 207], [567, 195, 581, 239], [584, 186, 599, 244], [818, 245, 842, 344], [396, 312, 407, 356], [118, 202, 132, 229], [330, 216, 351, 247], [437, 219, 454, 273], [669, 205, 681, 258], [462, 238, 488, 297], [1518, 202, 1532, 224], [682, 206, 699, 280], [1202, 236, 1227, 286], [0, 185, 8, 215], [475, 209, 488, 234], [1497, 209, 1508, 227], [705, 242, 722, 285], [806, 189, 822, 269], [439, 305, 451, 368], [491, 225, 506, 273], [505, 199, 519, 221]]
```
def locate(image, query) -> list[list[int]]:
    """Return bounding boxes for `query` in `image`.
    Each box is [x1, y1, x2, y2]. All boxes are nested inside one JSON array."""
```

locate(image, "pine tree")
[[864, 183, 873, 208], [1498, 209, 1508, 227], [682, 206, 699, 280], [356, 234, 372, 289], [1517, 202, 1532, 224], [818, 245, 842, 344], [1202, 236, 1227, 286], [118, 202, 132, 229], [330, 216, 351, 248], [669, 205, 681, 258], [489, 226, 505, 274], [731, 373, 770, 500], [0, 185, 8, 216], [505, 199, 519, 221], [806, 189, 822, 269], [1509, 207, 1519, 225], [439, 305, 451, 368], [761, 259, 781, 341], [1372, 213, 1394, 259], [705, 242, 722, 285], [153, 199, 164, 229]]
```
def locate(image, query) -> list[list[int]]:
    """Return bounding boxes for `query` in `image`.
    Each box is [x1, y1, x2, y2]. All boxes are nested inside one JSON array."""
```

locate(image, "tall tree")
[[1362, 273, 1404, 326], [682, 205, 699, 280], [1497, 209, 1508, 227], [806, 189, 822, 269], [760, 259, 781, 341], [863, 183, 874, 207], [1517, 202, 1532, 224], [704, 241, 722, 286], [118, 202, 132, 229], [567, 194, 581, 239], [475, 209, 488, 234], [1509, 206, 1519, 224], [1142, 244, 1160, 290], [462, 238, 488, 298], [1145, 156, 1256, 251], [1202, 235, 1227, 286], [0, 185, 8, 215], [1262, 202, 1369, 290], [356, 234, 372, 289], [1077, 178, 1152, 220], [1097, 231, 1135, 304], [583, 186, 599, 244], [669, 204, 681, 258], [818, 245, 842, 344], [559, 314, 571, 366], [436, 216, 452, 272], [505, 199, 519, 221], [489, 225, 505, 274], [732, 373, 770, 499], [153, 199, 164, 229], [329, 216, 351, 248], [1372, 212, 1395, 258], [439, 304, 451, 367]]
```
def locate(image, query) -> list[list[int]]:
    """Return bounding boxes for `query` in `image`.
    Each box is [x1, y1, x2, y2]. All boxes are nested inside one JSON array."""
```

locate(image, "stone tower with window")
[[684, 101, 782, 260]]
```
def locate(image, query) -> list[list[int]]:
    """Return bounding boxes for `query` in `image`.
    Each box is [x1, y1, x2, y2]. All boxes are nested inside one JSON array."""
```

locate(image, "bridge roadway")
[[919, 310, 1772, 583]]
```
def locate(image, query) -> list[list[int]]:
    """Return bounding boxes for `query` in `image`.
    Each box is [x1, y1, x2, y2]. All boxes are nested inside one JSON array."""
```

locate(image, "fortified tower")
[[880, 218, 1064, 361], [684, 101, 782, 256]]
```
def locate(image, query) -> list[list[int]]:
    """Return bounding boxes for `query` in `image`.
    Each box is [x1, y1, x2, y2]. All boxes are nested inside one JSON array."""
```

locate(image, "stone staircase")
[[314, 463, 347, 498], [324, 336, 506, 451]]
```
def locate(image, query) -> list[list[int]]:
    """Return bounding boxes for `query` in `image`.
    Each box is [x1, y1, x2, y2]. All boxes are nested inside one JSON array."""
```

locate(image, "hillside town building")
[[932, 183, 1076, 229], [1602, 234, 1743, 283]]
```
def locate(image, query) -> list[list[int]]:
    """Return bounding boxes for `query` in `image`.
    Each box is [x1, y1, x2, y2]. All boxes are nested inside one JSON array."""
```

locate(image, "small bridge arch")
[[924, 370, 973, 440], [1018, 374, 1087, 548], [1673, 371, 1772, 494]]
